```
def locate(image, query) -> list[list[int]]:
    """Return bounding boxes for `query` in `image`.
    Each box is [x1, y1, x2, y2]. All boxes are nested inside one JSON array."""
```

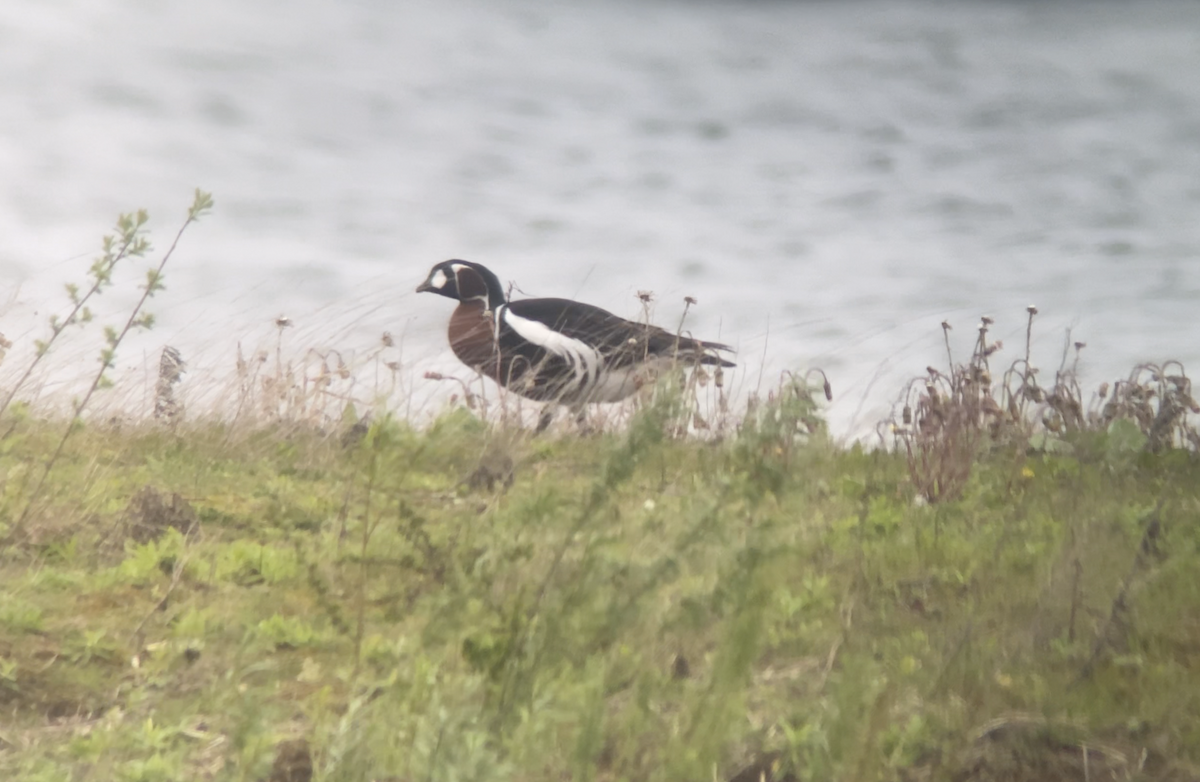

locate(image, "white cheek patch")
[[428, 269, 448, 289]]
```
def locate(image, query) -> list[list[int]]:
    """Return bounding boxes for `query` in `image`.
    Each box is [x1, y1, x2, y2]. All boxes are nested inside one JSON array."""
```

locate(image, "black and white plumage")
[[417, 260, 734, 419]]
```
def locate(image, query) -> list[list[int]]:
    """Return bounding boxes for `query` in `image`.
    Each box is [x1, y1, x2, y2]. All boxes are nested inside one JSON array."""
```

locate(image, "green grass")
[[0, 392, 1198, 782]]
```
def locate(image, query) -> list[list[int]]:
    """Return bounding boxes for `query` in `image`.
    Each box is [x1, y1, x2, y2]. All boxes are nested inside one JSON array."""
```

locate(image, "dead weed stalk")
[[889, 317, 1005, 503], [890, 307, 1200, 503]]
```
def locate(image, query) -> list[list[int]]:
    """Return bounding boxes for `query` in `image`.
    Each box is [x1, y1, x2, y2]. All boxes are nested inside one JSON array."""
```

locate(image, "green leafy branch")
[[17, 189, 213, 526], [85, 190, 212, 396], [0, 210, 152, 421]]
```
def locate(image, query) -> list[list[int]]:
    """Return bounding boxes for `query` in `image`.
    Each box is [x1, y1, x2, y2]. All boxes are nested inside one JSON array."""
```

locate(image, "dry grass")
[[887, 307, 1200, 504]]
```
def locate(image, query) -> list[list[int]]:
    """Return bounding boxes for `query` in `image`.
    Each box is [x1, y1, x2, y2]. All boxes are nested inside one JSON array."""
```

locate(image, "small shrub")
[[255, 614, 321, 651]]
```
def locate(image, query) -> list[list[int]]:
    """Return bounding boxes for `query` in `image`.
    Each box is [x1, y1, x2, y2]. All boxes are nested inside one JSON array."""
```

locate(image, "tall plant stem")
[[17, 191, 211, 527]]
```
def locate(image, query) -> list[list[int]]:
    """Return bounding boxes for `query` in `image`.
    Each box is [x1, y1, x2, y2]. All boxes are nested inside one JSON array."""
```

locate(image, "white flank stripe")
[[500, 307, 600, 393]]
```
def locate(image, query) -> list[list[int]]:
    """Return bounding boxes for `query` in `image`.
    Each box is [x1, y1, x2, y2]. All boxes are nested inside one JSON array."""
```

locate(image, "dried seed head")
[[1026, 304, 1038, 315], [714, 365, 725, 388], [1098, 382, 1109, 399], [274, 315, 293, 329], [902, 405, 912, 425], [424, 371, 444, 380], [981, 315, 994, 326], [823, 379, 832, 401], [385, 361, 400, 371], [1074, 341, 1086, 352], [684, 295, 697, 306], [158, 346, 186, 381], [637, 290, 654, 303], [941, 320, 952, 331], [381, 331, 395, 347]]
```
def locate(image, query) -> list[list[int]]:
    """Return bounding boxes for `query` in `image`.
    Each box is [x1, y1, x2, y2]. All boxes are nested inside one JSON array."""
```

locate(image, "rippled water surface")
[[3, 0, 1200, 433]]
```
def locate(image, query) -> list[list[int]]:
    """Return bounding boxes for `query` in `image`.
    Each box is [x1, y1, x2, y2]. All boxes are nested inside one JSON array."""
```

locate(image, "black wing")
[[505, 298, 734, 369]]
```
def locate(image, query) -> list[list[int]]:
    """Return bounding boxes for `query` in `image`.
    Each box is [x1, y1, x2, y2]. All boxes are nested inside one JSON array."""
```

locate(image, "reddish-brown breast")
[[447, 300, 498, 374]]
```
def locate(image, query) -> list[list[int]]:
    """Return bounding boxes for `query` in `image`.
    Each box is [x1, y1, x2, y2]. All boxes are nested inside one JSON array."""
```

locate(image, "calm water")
[[3, 0, 1200, 435]]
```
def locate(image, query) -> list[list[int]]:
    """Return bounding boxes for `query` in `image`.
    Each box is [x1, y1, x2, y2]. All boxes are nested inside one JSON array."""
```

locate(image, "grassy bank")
[[3, 200, 1200, 780], [1, 388, 1198, 781]]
